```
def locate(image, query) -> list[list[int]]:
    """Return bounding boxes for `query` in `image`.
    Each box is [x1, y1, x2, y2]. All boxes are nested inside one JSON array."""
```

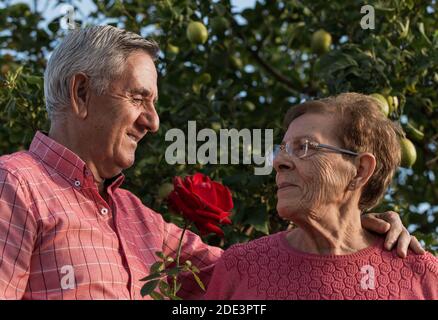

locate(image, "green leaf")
[[140, 280, 159, 297], [190, 265, 200, 273], [155, 251, 165, 259], [214, 3, 226, 16], [150, 291, 164, 300], [23, 75, 42, 86], [190, 271, 205, 291], [4, 98, 16, 113], [175, 282, 182, 294], [316, 52, 359, 76], [418, 22, 432, 45], [244, 207, 270, 234], [405, 0, 414, 10], [139, 272, 162, 282], [150, 261, 164, 273], [162, 266, 183, 276], [219, 79, 233, 89], [373, 6, 395, 11], [158, 280, 170, 295]]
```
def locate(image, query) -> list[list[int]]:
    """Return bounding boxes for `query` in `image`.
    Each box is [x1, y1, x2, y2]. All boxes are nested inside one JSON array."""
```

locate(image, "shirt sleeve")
[[161, 219, 223, 299], [0, 169, 37, 299]]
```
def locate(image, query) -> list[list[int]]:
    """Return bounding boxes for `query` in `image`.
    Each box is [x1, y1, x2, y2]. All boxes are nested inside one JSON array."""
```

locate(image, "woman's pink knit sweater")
[[204, 231, 437, 300]]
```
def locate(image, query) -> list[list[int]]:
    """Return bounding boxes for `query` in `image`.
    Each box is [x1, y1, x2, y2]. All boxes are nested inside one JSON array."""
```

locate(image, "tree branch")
[[227, 12, 301, 96]]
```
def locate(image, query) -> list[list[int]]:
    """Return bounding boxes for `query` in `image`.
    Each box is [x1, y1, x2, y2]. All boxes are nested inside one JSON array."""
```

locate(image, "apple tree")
[[0, 0, 437, 253]]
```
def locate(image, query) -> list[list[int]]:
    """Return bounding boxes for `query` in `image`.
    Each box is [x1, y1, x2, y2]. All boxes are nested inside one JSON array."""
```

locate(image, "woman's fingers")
[[409, 236, 426, 255], [375, 211, 404, 250], [363, 212, 426, 257], [361, 213, 390, 234], [362, 212, 402, 250]]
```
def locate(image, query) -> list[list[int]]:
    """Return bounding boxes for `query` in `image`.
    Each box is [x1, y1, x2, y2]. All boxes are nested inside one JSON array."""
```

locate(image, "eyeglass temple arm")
[[312, 142, 359, 156]]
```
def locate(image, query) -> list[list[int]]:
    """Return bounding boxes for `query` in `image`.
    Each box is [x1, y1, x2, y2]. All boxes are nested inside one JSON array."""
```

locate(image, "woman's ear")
[[349, 153, 376, 190], [69, 72, 90, 119]]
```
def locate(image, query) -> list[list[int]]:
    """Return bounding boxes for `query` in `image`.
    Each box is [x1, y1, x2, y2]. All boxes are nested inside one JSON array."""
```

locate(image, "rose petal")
[[193, 181, 233, 212], [191, 173, 206, 184], [191, 177, 218, 205], [174, 183, 201, 209], [169, 173, 233, 237], [168, 192, 199, 222], [200, 222, 225, 237], [195, 209, 227, 224], [219, 216, 232, 225], [191, 213, 230, 237], [211, 181, 234, 211]]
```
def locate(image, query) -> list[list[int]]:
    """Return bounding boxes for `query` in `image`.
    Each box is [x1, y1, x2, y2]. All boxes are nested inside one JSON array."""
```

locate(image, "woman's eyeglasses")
[[271, 139, 358, 161]]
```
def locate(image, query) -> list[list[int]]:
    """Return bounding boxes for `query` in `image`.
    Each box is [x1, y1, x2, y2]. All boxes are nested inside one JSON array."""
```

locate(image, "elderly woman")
[[205, 93, 437, 300]]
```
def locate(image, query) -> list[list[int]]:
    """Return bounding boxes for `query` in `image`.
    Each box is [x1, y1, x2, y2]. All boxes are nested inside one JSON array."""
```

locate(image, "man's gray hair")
[[44, 25, 159, 120]]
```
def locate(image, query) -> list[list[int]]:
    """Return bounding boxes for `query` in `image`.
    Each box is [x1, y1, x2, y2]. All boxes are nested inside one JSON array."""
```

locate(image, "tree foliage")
[[0, 0, 437, 253]]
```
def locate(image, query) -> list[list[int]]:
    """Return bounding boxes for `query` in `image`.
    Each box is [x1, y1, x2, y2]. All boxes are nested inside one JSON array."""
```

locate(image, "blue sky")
[[1, 0, 257, 23]]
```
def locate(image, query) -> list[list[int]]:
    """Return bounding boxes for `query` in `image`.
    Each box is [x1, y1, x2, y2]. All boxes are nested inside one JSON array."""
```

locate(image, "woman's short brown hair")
[[283, 92, 403, 211]]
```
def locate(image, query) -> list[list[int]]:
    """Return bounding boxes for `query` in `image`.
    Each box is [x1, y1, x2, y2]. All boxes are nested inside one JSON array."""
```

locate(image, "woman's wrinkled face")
[[273, 112, 355, 222]]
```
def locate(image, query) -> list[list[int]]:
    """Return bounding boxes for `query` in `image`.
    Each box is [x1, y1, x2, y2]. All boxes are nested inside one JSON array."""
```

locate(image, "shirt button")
[[74, 180, 81, 187], [100, 208, 109, 215]]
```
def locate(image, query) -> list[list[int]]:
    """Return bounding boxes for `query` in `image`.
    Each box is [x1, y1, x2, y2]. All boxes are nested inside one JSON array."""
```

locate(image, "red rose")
[[167, 173, 233, 237]]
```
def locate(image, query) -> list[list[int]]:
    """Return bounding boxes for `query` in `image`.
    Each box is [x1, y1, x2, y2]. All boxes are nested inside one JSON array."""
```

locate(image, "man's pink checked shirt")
[[0, 131, 222, 299]]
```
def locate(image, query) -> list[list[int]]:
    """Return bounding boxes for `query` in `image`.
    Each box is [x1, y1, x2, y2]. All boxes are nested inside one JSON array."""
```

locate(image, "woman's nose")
[[273, 153, 296, 172]]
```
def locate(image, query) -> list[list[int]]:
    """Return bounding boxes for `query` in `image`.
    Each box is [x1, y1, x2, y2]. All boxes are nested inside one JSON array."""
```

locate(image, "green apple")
[[370, 93, 390, 117], [387, 95, 399, 113], [167, 43, 180, 55], [399, 138, 417, 168], [229, 55, 243, 69], [243, 101, 256, 112], [211, 16, 229, 34], [198, 73, 212, 84], [311, 29, 332, 54], [405, 122, 424, 142], [187, 21, 208, 45]]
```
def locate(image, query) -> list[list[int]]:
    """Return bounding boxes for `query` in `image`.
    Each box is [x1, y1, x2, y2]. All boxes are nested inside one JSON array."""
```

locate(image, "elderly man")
[[0, 26, 424, 300]]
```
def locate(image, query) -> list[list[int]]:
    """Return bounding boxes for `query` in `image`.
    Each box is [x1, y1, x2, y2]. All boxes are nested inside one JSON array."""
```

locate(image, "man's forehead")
[[124, 52, 157, 78], [120, 53, 158, 94]]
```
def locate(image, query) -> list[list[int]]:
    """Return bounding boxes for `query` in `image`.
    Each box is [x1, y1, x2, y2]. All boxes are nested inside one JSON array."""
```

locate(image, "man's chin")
[[122, 158, 135, 170], [115, 155, 135, 172]]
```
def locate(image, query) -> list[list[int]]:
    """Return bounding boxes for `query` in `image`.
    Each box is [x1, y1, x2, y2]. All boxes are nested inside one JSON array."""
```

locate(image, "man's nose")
[[137, 105, 160, 133]]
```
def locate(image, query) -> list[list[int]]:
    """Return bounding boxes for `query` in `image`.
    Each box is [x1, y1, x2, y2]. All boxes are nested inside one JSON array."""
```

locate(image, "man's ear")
[[69, 73, 90, 119], [349, 153, 376, 190]]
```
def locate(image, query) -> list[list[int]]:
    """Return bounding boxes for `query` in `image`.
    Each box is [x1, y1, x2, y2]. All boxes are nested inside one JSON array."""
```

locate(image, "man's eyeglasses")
[[272, 139, 358, 161]]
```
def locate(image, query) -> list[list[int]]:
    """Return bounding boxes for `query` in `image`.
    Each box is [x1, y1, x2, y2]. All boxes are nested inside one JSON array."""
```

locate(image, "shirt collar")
[[29, 131, 125, 191]]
